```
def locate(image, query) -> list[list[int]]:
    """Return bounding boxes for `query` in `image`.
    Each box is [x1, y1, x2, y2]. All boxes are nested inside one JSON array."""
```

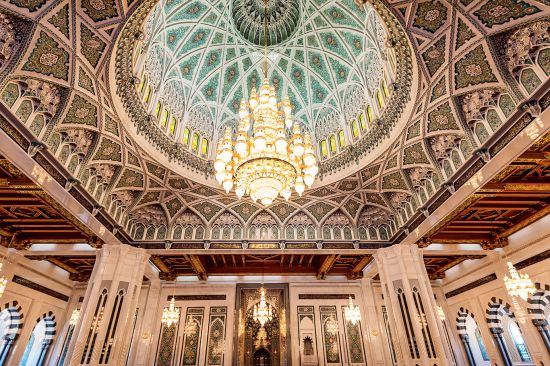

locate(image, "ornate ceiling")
[[0, 0, 548, 252], [140, 0, 391, 148]]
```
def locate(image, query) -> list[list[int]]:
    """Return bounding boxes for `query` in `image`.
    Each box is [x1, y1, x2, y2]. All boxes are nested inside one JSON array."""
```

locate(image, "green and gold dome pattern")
[[143, 0, 390, 147]]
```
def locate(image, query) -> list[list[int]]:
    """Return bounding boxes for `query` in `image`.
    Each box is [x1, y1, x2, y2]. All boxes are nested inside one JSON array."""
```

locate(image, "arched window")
[[191, 133, 199, 152], [329, 135, 337, 153], [201, 138, 209, 156], [508, 321, 531, 362], [139, 74, 148, 94], [382, 78, 389, 97], [155, 101, 162, 118], [160, 109, 169, 127], [366, 105, 373, 123], [351, 120, 359, 138], [464, 314, 490, 365], [20, 315, 55, 366], [376, 91, 384, 109], [359, 113, 366, 130], [169, 117, 177, 136], [474, 328, 490, 362], [337, 130, 345, 147], [144, 85, 152, 104], [182, 128, 190, 145], [320, 141, 328, 159]]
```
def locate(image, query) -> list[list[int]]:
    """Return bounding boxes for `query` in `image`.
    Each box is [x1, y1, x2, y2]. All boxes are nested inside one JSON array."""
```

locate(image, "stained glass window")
[[183, 128, 190, 144], [475, 328, 490, 361], [191, 133, 199, 152], [351, 120, 359, 138], [377, 91, 384, 109], [382, 79, 389, 97], [144, 85, 152, 104], [367, 105, 373, 123], [201, 138, 209, 156], [169, 117, 177, 135], [139, 74, 147, 94], [359, 113, 366, 130], [508, 322, 531, 362], [160, 109, 169, 127], [155, 101, 162, 118], [320, 141, 328, 158], [338, 130, 345, 147], [329, 135, 337, 153]]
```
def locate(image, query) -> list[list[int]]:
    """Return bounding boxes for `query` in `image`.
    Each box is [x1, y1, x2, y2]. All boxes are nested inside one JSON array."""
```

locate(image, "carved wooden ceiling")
[[419, 132, 550, 248], [0, 156, 99, 249]]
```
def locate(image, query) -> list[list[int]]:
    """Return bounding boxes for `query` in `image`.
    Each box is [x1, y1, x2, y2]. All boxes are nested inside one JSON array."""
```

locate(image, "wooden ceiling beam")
[[316, 255, 339, 280], [346, 256, 372, 280], [185, 255, 208, 281]]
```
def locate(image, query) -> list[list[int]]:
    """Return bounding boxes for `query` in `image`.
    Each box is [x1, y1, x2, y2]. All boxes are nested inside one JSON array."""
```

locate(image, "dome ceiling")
[[142, 0, 389, 143]]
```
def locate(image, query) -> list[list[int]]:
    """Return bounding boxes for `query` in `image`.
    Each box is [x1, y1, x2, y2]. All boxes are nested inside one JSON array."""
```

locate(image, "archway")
[[0, 301, 23, 365], [253, 348, 271, 366], [19, 312, 56, 366]]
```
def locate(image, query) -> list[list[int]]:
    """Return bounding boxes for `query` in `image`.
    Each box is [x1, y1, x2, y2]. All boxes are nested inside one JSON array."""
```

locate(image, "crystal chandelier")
[[253, 286, 273, 326], [344, 296, 361, 325], [214, 0, 318, 207], [162, 297, 180, 327], [69, 308, 81, 326], [0, 263, 7, 298], [504, 261, 536, 301]]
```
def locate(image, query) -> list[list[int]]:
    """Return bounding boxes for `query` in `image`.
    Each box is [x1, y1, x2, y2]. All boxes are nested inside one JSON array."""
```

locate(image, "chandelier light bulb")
[[306, 165, 319, 177], [214, 159, 225, 172], [236, 187, 245, 199], [295, 180, 305, 196], [282, 189, 291, 201], [223, 179, 233, 193], [504, 261, 536, 301], [161, 297, 180, 327], [304, 174, 314, 187]]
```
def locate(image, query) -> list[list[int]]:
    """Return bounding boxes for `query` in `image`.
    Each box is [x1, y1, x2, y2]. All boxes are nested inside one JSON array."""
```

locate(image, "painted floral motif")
[[427, 102, 460, 132], [413, 1, 448, 33], [382, 171, 408, 191], [23, 31, 70, 81], [80, 25, 106, 68], [455, 18, 475, 50], [474, 0, 540, 28], [48, 5, 70, 39], [64, 95, 97, 126], [430, 77, 446, 101], [81, 0, 119, 22], [403, 143, 430, 165], [454, 45, 497, 89], [306, 202, 336, 222], [93, 138, 122, 162], [422, 35, 446, 76], [9, 0, 47, 12]]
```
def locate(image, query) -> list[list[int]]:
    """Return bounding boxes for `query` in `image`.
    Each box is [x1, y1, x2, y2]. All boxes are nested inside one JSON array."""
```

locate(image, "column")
[[129, 276, 162, 366], [360, 277, 391, 366], [65, 244, 149, 366], [374, 244, 453, 366]]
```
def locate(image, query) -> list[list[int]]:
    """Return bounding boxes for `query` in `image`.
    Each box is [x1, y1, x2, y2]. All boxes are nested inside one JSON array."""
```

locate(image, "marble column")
[[65, 244, 149, 366], [374, 244, 453, 366]]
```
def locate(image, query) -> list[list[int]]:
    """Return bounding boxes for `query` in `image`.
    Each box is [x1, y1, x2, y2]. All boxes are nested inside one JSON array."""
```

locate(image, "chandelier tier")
[[161, 297, 180, 327], [504, 261, 536, 301], [344, 295, 361, 325], [253, 286, 273, 326], [214, 0, 318, 206]]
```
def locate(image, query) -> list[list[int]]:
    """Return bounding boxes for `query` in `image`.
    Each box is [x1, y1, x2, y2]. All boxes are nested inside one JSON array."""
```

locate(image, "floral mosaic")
[[206, 307, 226, 366], [63, 94, 98, 126], [474, 0, 541, 28], [270, 202, 297, 222], [157, 323, 177, 366], [48, 5, 70, 39], [306, 202, 336, 222], [80, 25, 106, 68], [78, 67, 95, 94], [455, 18, 475, 50], [413, 0, 448, 33], [430, 77, 447, 101], [454, 45, 498, 89], [165, 197, 183, 217], [406, 121, 421, 140], [9, 0, 46, 12], [403, 143, 431, 165], [182, 308, 203, 366], [115, 169, 144, 188], [22, 31, 70, 81], [93, 138, 122, 162], [427, 102, 460, 132], [422, 35, 446, 77], [193, 201, 222, 222], [231, 202, 259, 222], [381, 171, 408, 191], [104, 115, 119, 136], [81, 0, 119, 22]]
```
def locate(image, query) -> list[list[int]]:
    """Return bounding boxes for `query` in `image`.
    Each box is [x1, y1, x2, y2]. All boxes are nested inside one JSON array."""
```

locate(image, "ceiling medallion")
[[504, 261, 536, 301], [215, 0, 318, 206], [232, 0, 300, 46]]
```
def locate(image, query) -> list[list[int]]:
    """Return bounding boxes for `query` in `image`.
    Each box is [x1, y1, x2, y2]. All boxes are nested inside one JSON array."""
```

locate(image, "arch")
[[0, 301, 23, 364], [456, 307, 490, 366], [527, 282, 550, 352], [20, 312, 56, 366]]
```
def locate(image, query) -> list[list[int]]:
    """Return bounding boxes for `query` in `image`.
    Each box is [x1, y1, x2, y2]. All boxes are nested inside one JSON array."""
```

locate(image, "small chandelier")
[[253, 286, 273, 326], [504, 261, 536, 301], [162, 297, 180, 327], [344, 296, 361, 325], [69, 308, 81, 326], [0, 263, 7, 298], [214, 0, 318, 206]]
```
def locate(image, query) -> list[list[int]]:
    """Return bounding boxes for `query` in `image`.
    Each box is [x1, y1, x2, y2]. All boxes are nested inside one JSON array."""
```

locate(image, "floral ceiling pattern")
[[0, 0, 548, 245]]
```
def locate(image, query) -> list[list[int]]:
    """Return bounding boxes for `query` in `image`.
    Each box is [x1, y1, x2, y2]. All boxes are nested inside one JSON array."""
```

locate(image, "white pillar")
[[65, 244, 149, 366], [360, 277, 390, 366], [375, 244, 453, 366]]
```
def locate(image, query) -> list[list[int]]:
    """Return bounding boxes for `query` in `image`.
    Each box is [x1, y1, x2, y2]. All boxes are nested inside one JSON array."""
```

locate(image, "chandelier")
[[253, 286, 273, 326], [69, 308, 81, 326], [214, 0, 318, 207], [0, 263, 7, 298], [162, 297, 180, 327], [344, 296, 361, 325], [504, 261, 536, 301]]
